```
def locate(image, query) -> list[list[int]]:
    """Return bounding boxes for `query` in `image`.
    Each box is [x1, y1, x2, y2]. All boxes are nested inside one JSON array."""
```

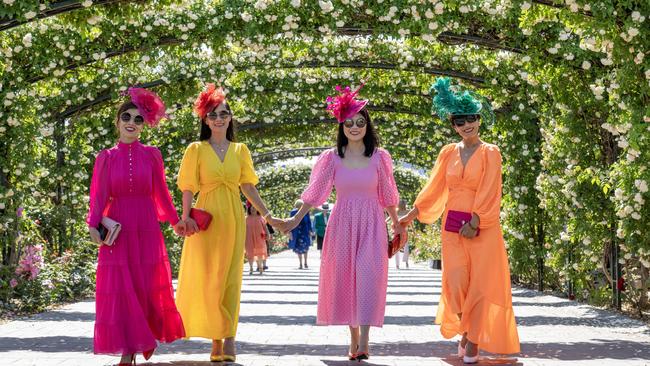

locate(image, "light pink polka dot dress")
[[301, 148, 399, 327]]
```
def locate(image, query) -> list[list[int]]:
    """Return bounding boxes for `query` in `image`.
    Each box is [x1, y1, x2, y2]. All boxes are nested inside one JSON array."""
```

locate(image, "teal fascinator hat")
[[430, 77, 495, 125]]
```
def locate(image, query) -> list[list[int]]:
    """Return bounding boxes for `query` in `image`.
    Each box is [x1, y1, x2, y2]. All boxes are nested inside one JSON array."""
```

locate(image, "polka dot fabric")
[[301, 148, 399, 327]]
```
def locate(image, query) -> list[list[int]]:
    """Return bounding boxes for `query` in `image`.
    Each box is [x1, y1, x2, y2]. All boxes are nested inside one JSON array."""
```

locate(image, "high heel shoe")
[[222, 354, 236, 363], [143, 348, 155, 361], [463, 348, 479, 364], [457, 341, 466, 357], [209, 354, 224, 362], [355, 352, 369, 361], [117, 354, 135, 366], [348, 345, 359, 361]]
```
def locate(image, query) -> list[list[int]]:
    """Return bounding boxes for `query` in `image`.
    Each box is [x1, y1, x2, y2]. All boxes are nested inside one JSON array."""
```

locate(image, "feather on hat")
[[325, 83, 368, 123]]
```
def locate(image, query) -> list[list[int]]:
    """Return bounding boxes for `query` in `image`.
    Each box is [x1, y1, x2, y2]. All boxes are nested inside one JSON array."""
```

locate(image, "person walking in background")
[[245, 204, 268, 275], [313, 203, 330, 251], [288, 199, 313, 269], [394, 199, 411, 269]]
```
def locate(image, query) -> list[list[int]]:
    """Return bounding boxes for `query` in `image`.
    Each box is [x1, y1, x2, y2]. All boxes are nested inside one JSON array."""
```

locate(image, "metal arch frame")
[[52, 63, 489, 123], [0, 0, 596, 33], [0, 0, 125, 32], [253, 147, 329, 165]]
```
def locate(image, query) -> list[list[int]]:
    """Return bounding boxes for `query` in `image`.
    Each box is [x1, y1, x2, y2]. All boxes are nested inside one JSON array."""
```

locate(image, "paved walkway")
[[1, 249, 650, 366]]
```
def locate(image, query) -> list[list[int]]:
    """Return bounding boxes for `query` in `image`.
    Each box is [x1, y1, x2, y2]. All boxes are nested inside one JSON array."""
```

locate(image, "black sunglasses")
[[120, 112, 144, 125], [451, 115, 479, 127], [206, 111, 232, 120], [343, 118, 367, 128]]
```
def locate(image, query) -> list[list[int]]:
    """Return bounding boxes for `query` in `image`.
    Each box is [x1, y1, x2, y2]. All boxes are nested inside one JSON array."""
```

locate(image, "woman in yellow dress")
[[175, 84, 279, 363]]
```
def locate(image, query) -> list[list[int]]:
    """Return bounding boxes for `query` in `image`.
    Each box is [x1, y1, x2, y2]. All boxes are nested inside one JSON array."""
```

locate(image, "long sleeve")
[[239, 143, 259, 186], [301, 149, 335, 208], [414, 144, 454, 224], [377, 148, 399, 208], [149, 146, 180, 225], [471, 145, 503, 229], [87, 150, 110, 228], [177, 142, 200, 194]]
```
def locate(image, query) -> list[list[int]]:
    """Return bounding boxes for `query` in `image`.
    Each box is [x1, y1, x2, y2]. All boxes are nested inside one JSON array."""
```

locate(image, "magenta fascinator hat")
[[325, 82, 369, 123], [127, 87, 168, 127]]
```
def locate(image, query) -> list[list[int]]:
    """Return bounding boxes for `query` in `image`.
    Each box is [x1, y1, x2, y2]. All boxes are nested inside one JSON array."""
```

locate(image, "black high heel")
[[356, 352, 369, 361]]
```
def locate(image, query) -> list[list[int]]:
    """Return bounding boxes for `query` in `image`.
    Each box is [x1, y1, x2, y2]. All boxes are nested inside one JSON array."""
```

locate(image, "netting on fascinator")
[[127, 87, 168, 127]]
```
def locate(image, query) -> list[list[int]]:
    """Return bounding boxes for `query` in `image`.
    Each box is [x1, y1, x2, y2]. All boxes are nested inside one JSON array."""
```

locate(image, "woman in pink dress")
[[87, 88, 186, 366], [245, 204, 268, 275], [281, 84, 405, 361]]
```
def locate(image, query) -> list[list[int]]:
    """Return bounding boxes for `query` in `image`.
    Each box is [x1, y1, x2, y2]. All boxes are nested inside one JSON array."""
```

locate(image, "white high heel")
[[463, 349, 479, 364], [457, 341, 465, 357]]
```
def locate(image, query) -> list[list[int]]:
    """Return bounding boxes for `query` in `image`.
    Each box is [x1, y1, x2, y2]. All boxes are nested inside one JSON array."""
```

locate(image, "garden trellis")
[[0, 0, 648, 316]]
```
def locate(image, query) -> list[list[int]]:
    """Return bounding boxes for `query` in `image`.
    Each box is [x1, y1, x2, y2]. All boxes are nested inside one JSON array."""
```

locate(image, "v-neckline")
[[206, 141, 232, 164], [457, 142, 481, 169]]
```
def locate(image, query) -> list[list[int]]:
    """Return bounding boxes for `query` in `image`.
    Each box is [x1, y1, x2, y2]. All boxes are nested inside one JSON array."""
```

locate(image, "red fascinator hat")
[[194, 83, 226, 119], [127, 87, 167, 127], [325, 83, 368, 123]]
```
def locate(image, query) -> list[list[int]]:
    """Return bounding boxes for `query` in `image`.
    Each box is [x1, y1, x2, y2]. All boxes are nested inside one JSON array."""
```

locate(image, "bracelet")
[[468, 222, 478, 230]]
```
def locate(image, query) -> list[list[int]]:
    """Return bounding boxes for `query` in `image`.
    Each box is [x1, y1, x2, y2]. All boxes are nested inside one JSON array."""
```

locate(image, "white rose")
[[581, 61, 591, 70], [2, 0, 15, 5], [319, 0, 334, 13], [25, 11, 37, 19], [520, 2, 531, 10], [291, 0, 301, 7], [434, 2, 444, 14], [82, 0, 93, 7]]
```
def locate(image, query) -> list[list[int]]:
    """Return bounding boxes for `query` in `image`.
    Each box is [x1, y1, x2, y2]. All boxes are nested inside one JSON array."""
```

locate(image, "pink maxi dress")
[[301, 148, 399, 327], [87, 140, 185, 355]]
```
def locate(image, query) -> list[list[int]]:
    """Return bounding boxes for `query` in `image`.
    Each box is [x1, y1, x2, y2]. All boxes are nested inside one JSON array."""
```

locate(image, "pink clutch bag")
[[445, 210, 479, 236]]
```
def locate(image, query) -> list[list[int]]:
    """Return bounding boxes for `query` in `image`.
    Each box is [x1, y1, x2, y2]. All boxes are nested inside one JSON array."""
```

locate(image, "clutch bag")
[[388, 233, 402, 258], [445, 210, 480, 236], [190, 208, 212, 231], [97, 216, 121, 246]]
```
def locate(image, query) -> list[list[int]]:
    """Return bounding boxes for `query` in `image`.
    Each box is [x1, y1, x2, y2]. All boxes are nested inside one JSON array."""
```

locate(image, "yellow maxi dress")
[[175, 141, 258, 339]]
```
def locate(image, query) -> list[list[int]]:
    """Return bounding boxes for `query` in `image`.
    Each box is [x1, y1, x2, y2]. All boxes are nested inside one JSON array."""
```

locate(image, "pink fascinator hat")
[[127, 87, 168, 127], [325, 83, 368, 123]]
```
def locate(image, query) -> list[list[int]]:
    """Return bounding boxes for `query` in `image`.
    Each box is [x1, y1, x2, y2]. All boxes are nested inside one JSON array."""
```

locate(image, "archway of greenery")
[[0, 1, 648, 316]]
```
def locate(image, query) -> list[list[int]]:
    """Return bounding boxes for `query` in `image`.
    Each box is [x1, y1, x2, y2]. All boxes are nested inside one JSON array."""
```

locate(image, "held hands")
[[392, 222, 408, 246], [182, 217, 199, 237], [273, 217, 298, 234], [173, 220, 187, 236], [398, 207, 418, 227]]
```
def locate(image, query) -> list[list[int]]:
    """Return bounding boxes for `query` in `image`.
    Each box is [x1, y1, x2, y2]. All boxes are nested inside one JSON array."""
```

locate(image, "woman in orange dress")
[[400, 78, 519, 363]]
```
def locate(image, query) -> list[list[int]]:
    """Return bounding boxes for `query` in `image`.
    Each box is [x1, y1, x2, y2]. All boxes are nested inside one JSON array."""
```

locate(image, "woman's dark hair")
[[336, 108, 379, 158], [247, 205, 258, 215], [199, 101, 236, 141]]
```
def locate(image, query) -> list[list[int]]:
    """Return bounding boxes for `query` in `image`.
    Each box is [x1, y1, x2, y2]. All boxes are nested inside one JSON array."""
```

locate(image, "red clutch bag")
[[190, 208, 212, 231], [388, 233, 402, 258], [445, 210, 479, 236]]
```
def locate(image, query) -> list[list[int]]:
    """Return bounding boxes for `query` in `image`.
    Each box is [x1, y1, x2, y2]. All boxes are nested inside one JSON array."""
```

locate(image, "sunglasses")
[[120, 112, 144, 125], [206, 111, 232, 120], [451, 115, 479, 127], [343, 118, 367, 128]]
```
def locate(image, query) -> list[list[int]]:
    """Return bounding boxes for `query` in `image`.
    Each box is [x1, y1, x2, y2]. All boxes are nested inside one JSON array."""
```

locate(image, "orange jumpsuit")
[[414, 142, 520, 354]]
